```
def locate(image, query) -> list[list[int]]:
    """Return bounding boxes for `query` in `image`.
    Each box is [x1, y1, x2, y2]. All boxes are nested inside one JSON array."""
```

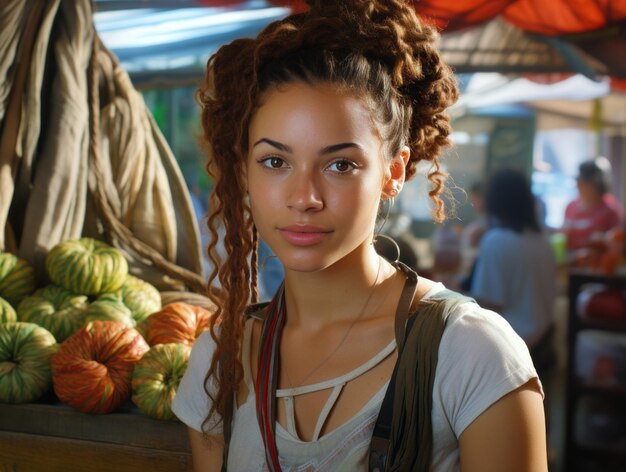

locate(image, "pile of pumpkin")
[[0, 237, 213, 420]]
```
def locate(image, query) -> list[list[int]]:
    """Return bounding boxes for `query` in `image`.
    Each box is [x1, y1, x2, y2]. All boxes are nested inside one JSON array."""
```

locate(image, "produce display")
[[0, 296, 17, 324], [132, 342, 191, 420], [46, 238, 129, 295], [115, 275, 161, 328], [51, 320, 149, 414], [145, 302, 213, 346], [84, 293, 135, 328], [0, 237, 212, 424], [0, 252, 36, 305], [17, 285, 90, 342], [0, 322, 58, 403]]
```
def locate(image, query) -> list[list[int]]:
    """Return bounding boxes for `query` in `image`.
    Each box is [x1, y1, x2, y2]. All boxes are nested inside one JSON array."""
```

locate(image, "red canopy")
[[413, 0, 626, 35], [410, 0, 626, 81], [201, 0, 626, 35], [200, 0, 626, 80]]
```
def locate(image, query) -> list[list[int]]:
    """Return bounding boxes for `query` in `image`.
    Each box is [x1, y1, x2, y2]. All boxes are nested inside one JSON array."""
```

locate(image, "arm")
[[188, 428, 224, 472], [458, 379, 547, 472]]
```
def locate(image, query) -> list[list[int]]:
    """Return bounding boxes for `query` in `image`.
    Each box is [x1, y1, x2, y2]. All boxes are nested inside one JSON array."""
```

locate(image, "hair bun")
[[294, 1, 440, 88], [305, 0, 342, 13]]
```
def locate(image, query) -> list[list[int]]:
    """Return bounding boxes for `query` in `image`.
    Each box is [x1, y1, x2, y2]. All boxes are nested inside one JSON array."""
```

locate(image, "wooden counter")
[[0, 402, 192, 472]]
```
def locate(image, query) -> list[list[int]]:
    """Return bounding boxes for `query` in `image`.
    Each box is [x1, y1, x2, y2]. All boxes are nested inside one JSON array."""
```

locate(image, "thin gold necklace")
[[282, 257, 383, 388]]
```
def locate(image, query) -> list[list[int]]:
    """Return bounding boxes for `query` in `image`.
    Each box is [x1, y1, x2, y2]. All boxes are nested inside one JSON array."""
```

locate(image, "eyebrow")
[[319, 143, 363, 155], [252, 138, 362, 156], [253, 138, 292, 153]]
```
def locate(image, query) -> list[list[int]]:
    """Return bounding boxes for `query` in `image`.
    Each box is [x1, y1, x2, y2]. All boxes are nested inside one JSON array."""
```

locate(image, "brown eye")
[[260, 157, 286, 169], [328, 160, 356, 173]]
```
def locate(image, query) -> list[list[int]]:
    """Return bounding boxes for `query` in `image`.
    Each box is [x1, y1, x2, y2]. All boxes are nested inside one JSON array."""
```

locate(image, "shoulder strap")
[[370, 283, 474, 472], [245, 302, 270, 320], [220, 301, 270, 471], [369, 261, 417, 467], [392, 261, 418, 353]]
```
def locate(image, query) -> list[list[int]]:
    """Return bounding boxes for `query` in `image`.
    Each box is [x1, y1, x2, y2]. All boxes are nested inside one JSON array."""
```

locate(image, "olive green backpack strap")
[[220, 302, 269, 472], [370, 283, 475, 472]]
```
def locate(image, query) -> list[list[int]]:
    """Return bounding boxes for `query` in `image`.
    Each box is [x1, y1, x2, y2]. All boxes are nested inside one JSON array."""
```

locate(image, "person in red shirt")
[[563, 157, 624, 252]]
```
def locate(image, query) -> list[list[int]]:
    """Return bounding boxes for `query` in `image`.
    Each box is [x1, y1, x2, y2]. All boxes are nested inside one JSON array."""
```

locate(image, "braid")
[[202, 159, 251, 430], [251, 226, 259, 304]]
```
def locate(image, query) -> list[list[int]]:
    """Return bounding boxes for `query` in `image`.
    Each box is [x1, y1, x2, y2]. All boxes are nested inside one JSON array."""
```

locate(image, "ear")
[[382, 146, 410, 199]]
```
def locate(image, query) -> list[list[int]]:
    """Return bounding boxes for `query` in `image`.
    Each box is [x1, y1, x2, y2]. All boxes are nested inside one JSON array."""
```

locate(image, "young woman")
[[172, 1, 548, 470]]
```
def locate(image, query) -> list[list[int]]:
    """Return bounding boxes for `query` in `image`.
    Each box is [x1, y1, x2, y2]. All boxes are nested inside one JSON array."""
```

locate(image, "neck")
[[282, 244, 392, 330]]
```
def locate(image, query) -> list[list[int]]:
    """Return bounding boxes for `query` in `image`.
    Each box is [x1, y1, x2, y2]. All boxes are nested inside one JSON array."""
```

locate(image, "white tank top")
[[242, 317, 397, 442]]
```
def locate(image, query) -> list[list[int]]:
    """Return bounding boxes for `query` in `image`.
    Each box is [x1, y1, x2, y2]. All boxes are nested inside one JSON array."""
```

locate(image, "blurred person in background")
[[469, 169, 557, 421], [562, 157, 624, 253]]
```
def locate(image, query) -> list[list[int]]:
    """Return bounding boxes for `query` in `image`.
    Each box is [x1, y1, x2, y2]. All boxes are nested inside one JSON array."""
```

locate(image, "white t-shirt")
[[172, 283, 540, 471], [470, 228, 557, 347]]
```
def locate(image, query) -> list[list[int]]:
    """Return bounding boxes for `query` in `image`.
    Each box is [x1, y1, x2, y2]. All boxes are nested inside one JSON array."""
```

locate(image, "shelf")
[[565, 270, 626, 472], [568, 270, 626, 284], [572, 381, 626, 398], [568, 445, 626, 472], [575, 316, 626, 332], [570, 442, 626, 459]]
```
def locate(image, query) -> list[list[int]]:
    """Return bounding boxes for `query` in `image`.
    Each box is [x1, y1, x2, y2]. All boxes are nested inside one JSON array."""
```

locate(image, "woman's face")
[[246, 82, 398, 273], [577, 179, 601, 204]]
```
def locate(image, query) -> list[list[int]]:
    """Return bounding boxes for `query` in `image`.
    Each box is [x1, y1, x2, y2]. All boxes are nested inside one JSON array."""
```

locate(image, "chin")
[[282, 259, 331, 274], [277, 251, 338, 274]]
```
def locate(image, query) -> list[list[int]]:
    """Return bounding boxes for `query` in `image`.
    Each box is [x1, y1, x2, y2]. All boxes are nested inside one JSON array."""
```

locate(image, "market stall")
[[2, 1, 626, 471], [0, 1, 215, 470], [0, 402, 191, 471]]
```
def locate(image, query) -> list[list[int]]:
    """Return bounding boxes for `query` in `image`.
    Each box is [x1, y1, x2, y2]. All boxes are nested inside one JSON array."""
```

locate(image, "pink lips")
[[278, 225, 332, 246]]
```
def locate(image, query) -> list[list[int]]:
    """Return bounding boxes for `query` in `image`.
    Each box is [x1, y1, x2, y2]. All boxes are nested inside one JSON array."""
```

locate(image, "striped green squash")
[[0, 296, 17, 324], [132, 342, 191, 420], [0, 322, 58, 403], [46, 238, 128, 295], [0, 252, 36, 306], [17, 286, 89, 343], [84, 294, 135, 328], [115, 275, 161, 326]]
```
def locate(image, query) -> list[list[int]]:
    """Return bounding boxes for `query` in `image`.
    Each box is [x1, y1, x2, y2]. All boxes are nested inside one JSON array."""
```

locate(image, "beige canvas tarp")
[[0, 0, 205, 293]]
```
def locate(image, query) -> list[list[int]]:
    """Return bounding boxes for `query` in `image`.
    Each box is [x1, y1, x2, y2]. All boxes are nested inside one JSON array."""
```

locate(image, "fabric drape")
[[0, 0, 204, 293]]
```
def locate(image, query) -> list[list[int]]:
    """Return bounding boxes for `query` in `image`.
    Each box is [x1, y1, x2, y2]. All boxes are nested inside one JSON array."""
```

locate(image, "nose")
[[286, 171, 324, 212]]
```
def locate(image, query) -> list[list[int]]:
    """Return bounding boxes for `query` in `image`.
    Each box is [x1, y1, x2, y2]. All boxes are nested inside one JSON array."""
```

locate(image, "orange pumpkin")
[[51, 320, 149, 414], [145, 302, 214, 347]]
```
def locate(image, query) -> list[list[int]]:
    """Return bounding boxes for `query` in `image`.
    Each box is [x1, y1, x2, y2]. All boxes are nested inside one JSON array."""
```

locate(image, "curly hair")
[[198, 0, 459, 433]]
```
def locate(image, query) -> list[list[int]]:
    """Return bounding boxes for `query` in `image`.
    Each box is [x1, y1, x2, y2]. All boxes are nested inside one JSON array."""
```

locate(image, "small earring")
[[388, 188, 398, 197]]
